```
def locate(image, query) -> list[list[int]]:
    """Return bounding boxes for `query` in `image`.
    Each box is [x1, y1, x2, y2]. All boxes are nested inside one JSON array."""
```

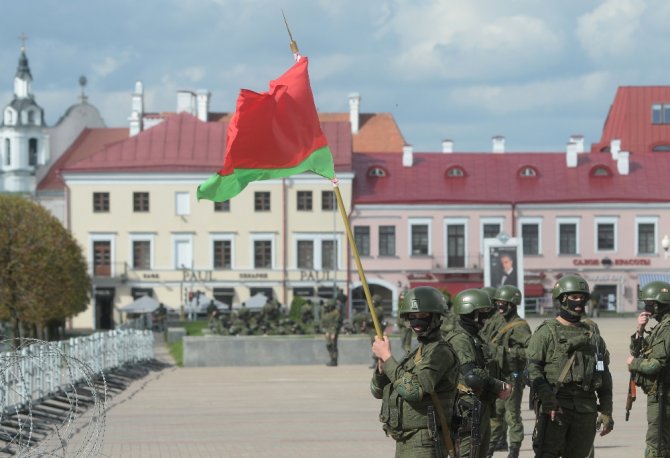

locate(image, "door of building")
[[93, 241, 111, 277]]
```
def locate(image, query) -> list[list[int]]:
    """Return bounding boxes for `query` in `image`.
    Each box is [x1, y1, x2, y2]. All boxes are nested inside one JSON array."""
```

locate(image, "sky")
[[2, 0, 670, 152]]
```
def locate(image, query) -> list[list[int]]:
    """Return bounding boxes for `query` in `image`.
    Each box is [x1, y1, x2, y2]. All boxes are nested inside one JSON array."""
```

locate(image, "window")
[[4, 139, 10, 166], [93, 192, 109, 212], [254, 192, 271, 211], [254, 240, 272, 268], [379, 226, 396, 256], [368, 167, 387, 177], [637, 217, 658, 255], [354, 226, 370, 256], [28, 138, 38, 166], [483, 223, 500, 239], [447, 224, 465, 267], [322, 240, 337, 270], [321, 190, 335, 211], [652, 104, 670, 124], [133, 192, 150, 212], [214, 201, 230, 212], [519, 166, 537, 177], [93, 241, 111, 277], [522, 223, 540, 255], [27, 111, 35, 124], [652, 145, 670, 152], [591, 166, 612, 177], [213, 240, 232, 269], [176, 192, 190, 216], [297, 191, 312, 211], [558, 221, 578, 255], [173, 235, 193, 269], [446, 166, 465, 177], [411, 225, 429, 255], [596, 220, 616, 251], [297, 240, 314, 269], [132, 241, 151, 269]]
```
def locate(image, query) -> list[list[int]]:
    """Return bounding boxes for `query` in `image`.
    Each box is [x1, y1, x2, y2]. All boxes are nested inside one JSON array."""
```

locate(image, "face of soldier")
[[495, 299, 511, 315], [407, 312, 432, 335], [643, 300, 668, 320], [565, 293, 588, 314], [474, 307, 493, 328]]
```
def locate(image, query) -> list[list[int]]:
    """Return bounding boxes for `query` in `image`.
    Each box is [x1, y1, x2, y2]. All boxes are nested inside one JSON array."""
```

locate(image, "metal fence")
[[0, 329, 154, 414]]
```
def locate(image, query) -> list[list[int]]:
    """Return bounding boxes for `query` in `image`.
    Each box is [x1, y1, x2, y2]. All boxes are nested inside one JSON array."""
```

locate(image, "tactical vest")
[[541, 320, 604, 393], [379, 340, 456, 439], [491, 317, 528, 374]]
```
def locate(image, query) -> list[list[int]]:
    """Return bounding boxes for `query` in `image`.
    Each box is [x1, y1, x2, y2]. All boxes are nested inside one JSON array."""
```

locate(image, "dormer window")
[[27, 111, 35, 125], [5, 109, 13, 125], [652, 144, 670, 152], [652, 103, 670, 124], [519, 166, 537, 177], [590, 165, 612, 177], [446, 166, 465, 178], [367, 166, 387, 177]]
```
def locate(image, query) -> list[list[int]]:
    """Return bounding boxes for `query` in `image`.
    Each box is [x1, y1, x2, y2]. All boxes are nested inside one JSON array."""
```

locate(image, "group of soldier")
[[370, 275, 670, 458]]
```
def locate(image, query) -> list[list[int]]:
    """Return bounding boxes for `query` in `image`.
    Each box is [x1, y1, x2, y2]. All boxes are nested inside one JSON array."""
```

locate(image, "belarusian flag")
[[197, 57, 335, 202]]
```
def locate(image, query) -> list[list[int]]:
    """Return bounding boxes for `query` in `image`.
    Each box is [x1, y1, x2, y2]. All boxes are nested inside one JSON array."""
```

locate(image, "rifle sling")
[[491, 320, 526, 344], [416, 345, 457, 458]]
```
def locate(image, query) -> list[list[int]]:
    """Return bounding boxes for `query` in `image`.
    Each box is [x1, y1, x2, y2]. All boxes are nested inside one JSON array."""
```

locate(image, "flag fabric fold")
[[197, 57, 335, 202]]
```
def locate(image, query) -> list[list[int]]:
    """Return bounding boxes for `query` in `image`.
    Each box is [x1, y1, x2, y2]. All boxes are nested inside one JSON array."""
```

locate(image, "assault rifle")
[[627, 334, 644, 421], [427, 405, 446, 458], [470, 396, 482, 458]]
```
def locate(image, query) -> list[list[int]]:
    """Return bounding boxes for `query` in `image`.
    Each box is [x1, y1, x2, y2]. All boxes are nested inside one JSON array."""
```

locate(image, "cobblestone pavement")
[[52, 316, 649, 457]]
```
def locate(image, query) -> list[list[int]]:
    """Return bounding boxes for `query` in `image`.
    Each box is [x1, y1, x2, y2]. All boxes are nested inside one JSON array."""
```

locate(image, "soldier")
[[627, 280, 670, 457], [444, 288, 512, 458], [486, 286, 531, 458], [321, 299, 342, 366], [526, 274, 614, 458], [371, 286, 459, 457]]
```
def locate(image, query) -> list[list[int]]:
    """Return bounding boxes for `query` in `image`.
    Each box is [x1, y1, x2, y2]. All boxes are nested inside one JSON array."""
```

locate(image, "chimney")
[[442, 139, 453, 153], [492, 135, 505, 153], [196, 90, 210, 122], [617, 151, 630, 175], [402, 145, 413, 167], [177, 90, 196, 115], [566, 142, 578, 167], [348, 92, 360, 134], [131, 81, 144, 116], [129, 111, 141, 137], [610, 138, 621, 160], [569, 134, 584, 153]]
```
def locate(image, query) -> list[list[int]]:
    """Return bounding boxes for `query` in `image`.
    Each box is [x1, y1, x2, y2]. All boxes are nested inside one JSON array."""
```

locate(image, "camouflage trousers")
[[394, 429, 439, 458], [488, 380, 524, 448], [324, 331, 339, 361], [645, 395, 670, 457], [532, 406, 597, 458]]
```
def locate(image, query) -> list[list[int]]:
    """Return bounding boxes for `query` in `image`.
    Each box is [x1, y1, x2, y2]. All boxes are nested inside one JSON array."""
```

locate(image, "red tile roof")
[[318, 113, 405, 153], [353, 151, 670, 205], [592, 86, 670, 154]]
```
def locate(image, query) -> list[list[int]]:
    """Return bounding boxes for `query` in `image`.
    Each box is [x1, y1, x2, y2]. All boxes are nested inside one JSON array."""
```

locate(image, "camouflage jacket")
[[488, 313, 532, 376], [630, 313, 670, 395]]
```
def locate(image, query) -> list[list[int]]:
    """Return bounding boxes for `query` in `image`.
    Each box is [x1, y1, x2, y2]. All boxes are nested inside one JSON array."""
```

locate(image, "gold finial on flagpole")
[[282, 10, 299, 55]]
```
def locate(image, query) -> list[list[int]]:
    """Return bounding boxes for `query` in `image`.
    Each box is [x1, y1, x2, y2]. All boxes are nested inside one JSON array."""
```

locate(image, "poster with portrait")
[[484, 236, 525, 318]]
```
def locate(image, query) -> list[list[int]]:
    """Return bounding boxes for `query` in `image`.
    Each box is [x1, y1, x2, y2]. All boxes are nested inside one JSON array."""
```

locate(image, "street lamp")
[[662, 234, 670, 260]]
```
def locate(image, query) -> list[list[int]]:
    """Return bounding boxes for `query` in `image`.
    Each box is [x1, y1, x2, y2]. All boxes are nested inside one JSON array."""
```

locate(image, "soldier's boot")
[[326, 358, 337, 367], [506, 444, 520, 458], [494, 438, 508, 451]]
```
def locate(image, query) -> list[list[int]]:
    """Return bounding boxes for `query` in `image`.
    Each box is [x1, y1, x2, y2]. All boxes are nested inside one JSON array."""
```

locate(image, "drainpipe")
[[511, 201, 516, 237], [282, 178, 288, 306]]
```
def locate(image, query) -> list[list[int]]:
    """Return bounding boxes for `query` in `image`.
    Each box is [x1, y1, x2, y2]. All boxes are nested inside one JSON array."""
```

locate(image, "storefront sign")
[[182, 269, 213, 282], [143, 273, 159, 279], [300, 270, 334, 281], [573, 259, 599, 266], [240, 273, 269, 279], [572, 258, 651, 267]]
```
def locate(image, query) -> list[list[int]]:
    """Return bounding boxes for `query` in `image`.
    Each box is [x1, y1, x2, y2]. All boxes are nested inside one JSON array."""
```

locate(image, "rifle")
[[427, 405, 446, 458], [470, 396, 482, 458], [627, 334, 644, 421]]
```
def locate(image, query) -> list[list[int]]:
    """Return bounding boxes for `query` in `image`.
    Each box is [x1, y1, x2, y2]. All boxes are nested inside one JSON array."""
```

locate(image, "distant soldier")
[[526, 274, 613, 458], [321, 299, 342, 366], [371, 286, 459, 457], [444, 289, 512, 458], [485, 286, 531, 458], [300, 300, 314, 326], [627, 281, 670, 458]]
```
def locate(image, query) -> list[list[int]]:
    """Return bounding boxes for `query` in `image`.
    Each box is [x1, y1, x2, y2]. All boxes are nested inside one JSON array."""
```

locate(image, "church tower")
[[0, 39, 49, 193]]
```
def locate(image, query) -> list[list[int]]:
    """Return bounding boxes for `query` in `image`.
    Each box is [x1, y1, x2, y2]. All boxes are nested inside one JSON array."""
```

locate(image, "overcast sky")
[[2, 0, 669, 152]]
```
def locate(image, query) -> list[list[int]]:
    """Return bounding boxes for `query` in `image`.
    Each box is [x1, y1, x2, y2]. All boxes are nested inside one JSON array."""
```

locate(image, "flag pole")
[[282, 13, 384, 339]]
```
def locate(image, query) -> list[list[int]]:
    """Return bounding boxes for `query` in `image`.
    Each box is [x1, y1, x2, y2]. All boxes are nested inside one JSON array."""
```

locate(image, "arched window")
[[652, 144, 670, 152], [27, 111, 35, 125], [367, 166, 387, 177], [5, 109, 13, 125], [29, 138, 38, 166], [518, 166, 537, 177], [4, 139, 10, 166], [445, 166, 465, 177], [590, 165, 612, 177]]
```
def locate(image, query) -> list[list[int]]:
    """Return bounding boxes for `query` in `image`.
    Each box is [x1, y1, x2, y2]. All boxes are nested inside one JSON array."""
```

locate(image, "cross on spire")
[[18, 33, 28, 50]]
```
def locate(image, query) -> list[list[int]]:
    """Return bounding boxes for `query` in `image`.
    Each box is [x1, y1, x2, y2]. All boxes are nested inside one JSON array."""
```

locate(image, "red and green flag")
[[197, 57, 335, 202]]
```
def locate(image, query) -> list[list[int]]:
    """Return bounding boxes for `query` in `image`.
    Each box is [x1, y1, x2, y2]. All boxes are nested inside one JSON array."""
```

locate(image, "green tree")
[[0, 195, 90, 341]]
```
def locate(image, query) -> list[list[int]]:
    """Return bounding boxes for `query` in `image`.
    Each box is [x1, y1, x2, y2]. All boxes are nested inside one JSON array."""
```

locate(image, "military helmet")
[[453, 289, 493, 315], [552, 274, 590, 300], [494, 285, 522, 306], [481, 286, 497, 300], [399, 286, 446, 316], [639, 281, 670, 305]]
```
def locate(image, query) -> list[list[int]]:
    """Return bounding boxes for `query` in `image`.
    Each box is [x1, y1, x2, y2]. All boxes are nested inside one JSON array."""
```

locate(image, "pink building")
[[349, 87, 670, 316]]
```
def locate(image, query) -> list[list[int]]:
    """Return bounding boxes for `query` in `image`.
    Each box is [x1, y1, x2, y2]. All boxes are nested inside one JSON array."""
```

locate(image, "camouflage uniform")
[[321, 300, 342, 366], [444, 289, 509, 458], [629, 281, 670, 458], [485, 286, 531, 458], [372, 287, 459, 457], [526, 274, 613, 458]]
